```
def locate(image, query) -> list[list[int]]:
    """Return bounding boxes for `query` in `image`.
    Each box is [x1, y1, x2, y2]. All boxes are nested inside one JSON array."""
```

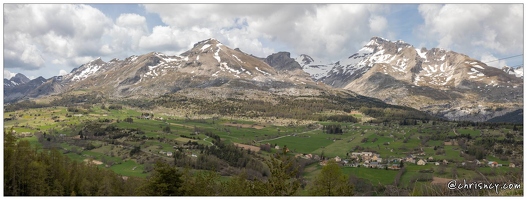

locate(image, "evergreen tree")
[[141, 161, 183, 196], [309, 160, 354, 196]]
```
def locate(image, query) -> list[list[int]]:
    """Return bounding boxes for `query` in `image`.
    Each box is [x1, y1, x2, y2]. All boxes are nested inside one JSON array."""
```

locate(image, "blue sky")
[[3, 3, 524, 79]]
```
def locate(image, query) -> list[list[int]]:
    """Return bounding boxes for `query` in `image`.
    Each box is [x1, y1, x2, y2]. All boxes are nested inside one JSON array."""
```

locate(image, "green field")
[[4, 104, 522, 195], [110, 160, 148, 178], [342, 167, 398, 185]]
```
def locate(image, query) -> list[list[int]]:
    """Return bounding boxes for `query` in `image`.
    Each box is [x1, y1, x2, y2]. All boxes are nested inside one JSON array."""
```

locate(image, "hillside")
[[297, 37, 523, 122]]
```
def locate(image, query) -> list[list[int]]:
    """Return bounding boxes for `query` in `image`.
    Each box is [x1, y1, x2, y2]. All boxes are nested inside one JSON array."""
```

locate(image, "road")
[[255, 125, 321, 143], [203, 135, 214, 146]]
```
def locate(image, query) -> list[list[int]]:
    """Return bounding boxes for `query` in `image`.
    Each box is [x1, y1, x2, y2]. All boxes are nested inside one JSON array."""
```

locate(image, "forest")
[[3, 129, 354, 196]]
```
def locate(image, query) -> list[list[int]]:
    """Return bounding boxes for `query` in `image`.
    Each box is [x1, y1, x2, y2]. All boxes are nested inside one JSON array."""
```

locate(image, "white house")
[[417, 159, 426, 166]]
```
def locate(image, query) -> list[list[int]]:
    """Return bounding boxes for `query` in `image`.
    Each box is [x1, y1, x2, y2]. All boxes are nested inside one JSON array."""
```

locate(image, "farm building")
[[488, 161, 498, 167], [417, 159, 426, 166]]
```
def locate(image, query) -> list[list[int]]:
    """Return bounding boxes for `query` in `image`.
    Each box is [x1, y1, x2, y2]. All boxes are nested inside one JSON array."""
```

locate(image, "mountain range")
[[297, 37, 523, 121], [4, 37, 523, 122]]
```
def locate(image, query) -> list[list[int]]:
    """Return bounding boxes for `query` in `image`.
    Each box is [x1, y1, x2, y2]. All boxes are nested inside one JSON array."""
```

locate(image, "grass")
[[110, 160, 148, 178], [267, 131, 333, 154], [19, 136, 42, 149], [456, 128, 481, 137], [64, 152, 87, 163], [342, 167, 398, 185], [4, 106, 522, 188]]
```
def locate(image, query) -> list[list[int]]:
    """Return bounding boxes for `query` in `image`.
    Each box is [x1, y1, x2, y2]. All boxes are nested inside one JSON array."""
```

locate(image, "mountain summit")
[[7, 38, 325, 102], [297, 37, 523, 121], [4, 37, 522, 122]]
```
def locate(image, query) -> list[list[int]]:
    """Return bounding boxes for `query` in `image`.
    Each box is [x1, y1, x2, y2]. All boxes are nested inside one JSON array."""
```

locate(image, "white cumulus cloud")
[[417, 4, 523, 66], [143, 4, 391, 63], [59, 69, 69, 76], [3, 4, 112, 74], [4, 69, 17, 79]]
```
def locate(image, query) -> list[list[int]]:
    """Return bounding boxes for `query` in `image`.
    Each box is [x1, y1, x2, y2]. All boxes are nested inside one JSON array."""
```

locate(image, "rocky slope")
[[9, 39, 331, 103], [297, 37, 523, 121], [502, 65, 523, 79], [4, 74, 47, 103], [4, 73, 30, 88]]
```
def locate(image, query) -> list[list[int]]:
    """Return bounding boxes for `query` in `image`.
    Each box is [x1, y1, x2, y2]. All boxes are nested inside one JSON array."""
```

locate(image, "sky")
[[2, 3, 524, 80]]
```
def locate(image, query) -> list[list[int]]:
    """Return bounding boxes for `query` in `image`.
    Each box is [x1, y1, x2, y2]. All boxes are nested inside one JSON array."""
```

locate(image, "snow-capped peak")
[[502, 65, 524, 78], [295, 54, 314, 65], [70, 58, 106, 81]]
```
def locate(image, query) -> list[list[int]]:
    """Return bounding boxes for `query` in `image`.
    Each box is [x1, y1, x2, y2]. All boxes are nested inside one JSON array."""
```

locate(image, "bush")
[[108, 104, 123, 110]]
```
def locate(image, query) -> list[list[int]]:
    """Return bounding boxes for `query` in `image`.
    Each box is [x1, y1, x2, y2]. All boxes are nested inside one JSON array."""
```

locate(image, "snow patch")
[[255, 67, 270, 76], [302, 65, 331, 79], [200, 44, 211, 51], [414, 75, 420, 86], [415, 49, 427, 60], [358, 46, 374, 54], [217, 62, 241, 78], [232, 54, 244, 63], [213, 47, 221, 63], [72, 64, 102, 81], [212, 71, 220, 77], [393, 58, 409, 72], [443, 74, 453, 85], [473, 65, 484, 69], [468, 68, 479, 75], [163, 57, 179, 63]]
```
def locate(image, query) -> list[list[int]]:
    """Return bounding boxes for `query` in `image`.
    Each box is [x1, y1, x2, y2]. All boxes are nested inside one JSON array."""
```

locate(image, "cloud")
[[4, 69, 17, 79], [5, 4, 520, 79], [369, 15, 388, 34], [59, 69, 69, 76], [3, 4, 112, 72], [138, 26, 193, 52], [480, 53, 507, 68], [105, 13, 149, 55], [143, 4, 390, 62], [3, 33, 46, 70], [73, 56, 98, 66], [417, 4, 523, 64]]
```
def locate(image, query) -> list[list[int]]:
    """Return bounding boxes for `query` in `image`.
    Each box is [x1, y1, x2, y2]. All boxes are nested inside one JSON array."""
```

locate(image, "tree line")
[[4, 129, 355, 196]]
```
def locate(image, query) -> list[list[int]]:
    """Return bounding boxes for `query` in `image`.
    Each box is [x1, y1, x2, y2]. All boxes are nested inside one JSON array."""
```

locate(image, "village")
[[304, 151, 521, 170]]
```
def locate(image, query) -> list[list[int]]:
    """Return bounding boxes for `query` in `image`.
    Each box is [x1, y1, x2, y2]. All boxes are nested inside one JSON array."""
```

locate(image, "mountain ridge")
[[296, 36, 523, 122], [3, 37, 523, 123]]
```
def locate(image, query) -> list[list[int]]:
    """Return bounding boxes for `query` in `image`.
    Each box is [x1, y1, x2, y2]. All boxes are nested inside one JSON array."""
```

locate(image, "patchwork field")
[[5, 105, 522, 196]]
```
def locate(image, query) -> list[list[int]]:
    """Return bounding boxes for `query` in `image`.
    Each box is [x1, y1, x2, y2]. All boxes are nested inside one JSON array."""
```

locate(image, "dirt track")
[[224, 123, 265, 129], [84, 159, 103, 165], [233, 142, 260, 152], [431, 177, 451, 185]]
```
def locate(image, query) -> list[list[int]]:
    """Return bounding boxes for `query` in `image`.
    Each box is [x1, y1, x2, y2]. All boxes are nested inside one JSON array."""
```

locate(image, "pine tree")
[[309, 160, 354, 196], [141, 161, 183, 196]]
